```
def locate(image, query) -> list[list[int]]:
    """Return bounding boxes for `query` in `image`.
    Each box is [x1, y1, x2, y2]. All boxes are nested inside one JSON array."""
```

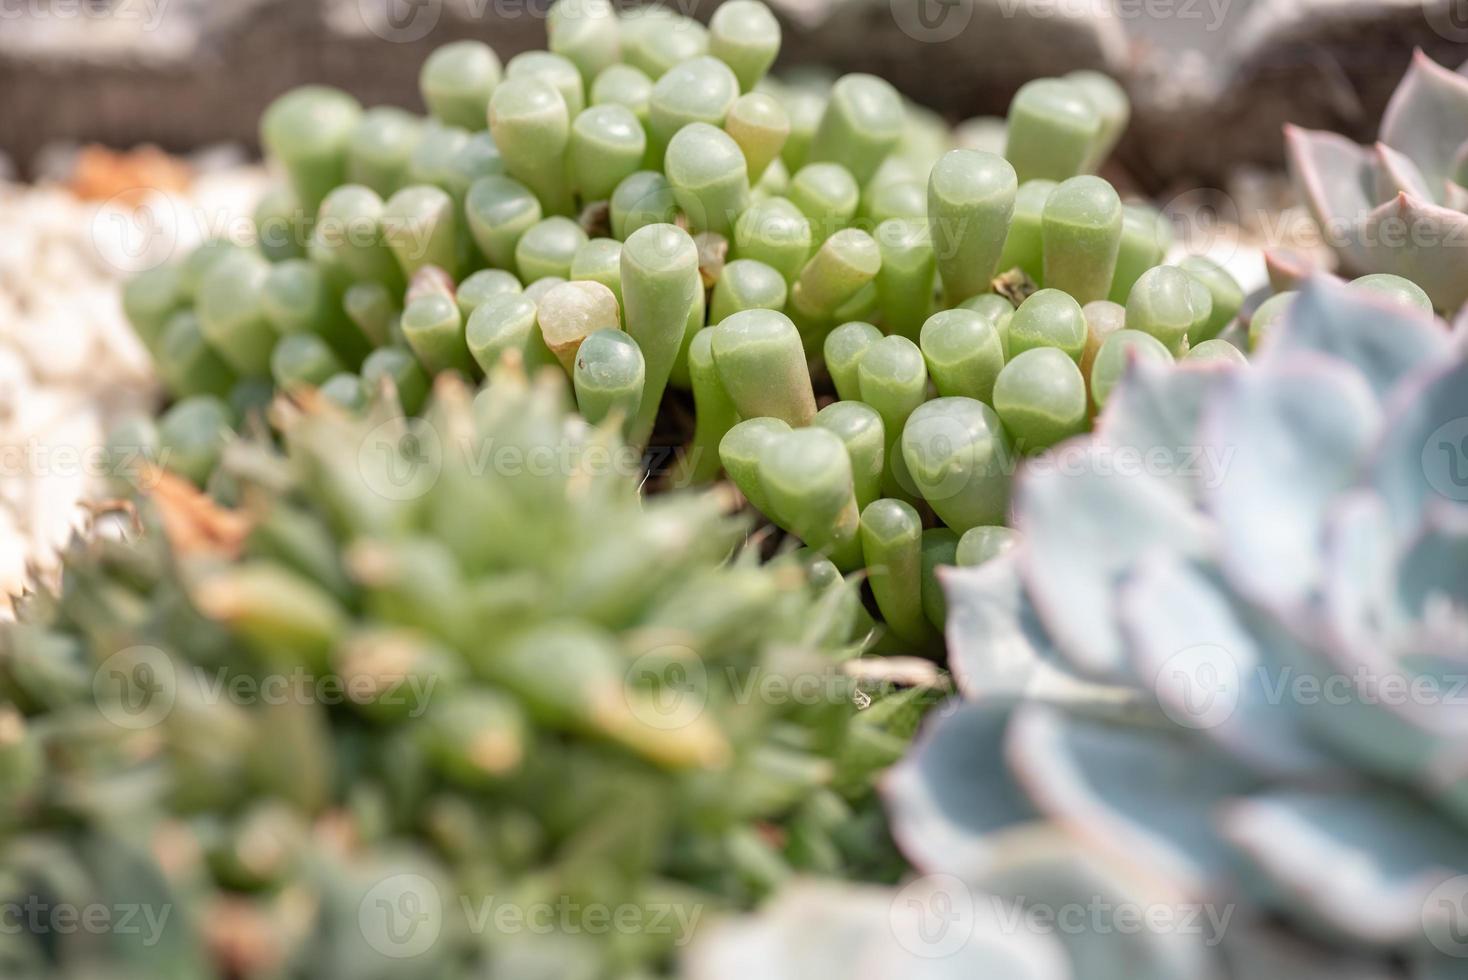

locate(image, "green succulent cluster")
[[116, 1, 1261, 654], [0, 367, 928, 978]]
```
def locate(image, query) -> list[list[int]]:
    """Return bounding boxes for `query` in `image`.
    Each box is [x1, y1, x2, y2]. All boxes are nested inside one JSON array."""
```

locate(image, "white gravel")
[[0, 155, 266, 615]]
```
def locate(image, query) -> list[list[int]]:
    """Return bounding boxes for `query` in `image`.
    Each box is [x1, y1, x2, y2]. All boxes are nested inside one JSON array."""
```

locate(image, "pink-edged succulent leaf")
[[1263, 248, 1329, 293], [1357, 193, 1468, 314], [1005, 702, 1262, 898], [1371, 353, 1468, 541], [1374, 142, 1435, 202], [1095, 358, 1238, 503], [1119, 551, 1344, 780], [1221, 790, 1468, 949], [1014, 441, 1212, 683], [1202, 355, 1382, 610], [1263, 276, 1450, 402], [881, 699, 1042, 880], [942, 556, 1144, 714], [1380, 50, 1468, 204], [1285, 125, 1376, 248]]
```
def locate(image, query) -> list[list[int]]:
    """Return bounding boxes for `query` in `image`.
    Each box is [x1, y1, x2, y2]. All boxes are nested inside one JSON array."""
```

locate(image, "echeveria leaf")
[[1263, 276, 1450, 402], [942, 555, 1145, 714], [1095, 358, 1237, 502], [1374, 141, 1436, 202], [1218, 919, 1412, 980], [1371, 354, 1468, 534], [1006, 704, 1261, 896], [683, 878, 1071, 980], [882, 700, 1041, 880], [1283, 125, 1375, 270], [1120, 551, 1345, 779], [1380, 50, 1468, 203], [1357, 193, 1468, 314], [1203, 356, 1381, 608], [972, 825, 1230, 980], [1320, 490, 1404, 670], [1016, 443, 1212, 681], [1222, 789, 1468, 946]]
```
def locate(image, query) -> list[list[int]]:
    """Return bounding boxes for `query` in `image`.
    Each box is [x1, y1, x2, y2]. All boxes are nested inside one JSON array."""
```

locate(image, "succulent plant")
[[0, 366, 931, 978], [1284, 51, 1468, 316], [820, 276, 1468, 977]]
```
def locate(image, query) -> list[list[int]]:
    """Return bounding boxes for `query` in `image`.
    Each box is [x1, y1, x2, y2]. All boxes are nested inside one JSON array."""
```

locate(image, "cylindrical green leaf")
[[649, 57, 740, 163], [1003, 78, 1102, 184], [957, 293, 1015, 357], [466, 293, 556, 375], [919, 308, 1006, 403], [1066, 70, 1130, 171], [822, 320, 881, 402], [710, 258, 788, 323], [573, 328, 645, 432], [1089, 329, 1174, 410], [196, 249, 278, 376], [260, 86, 362, 214], [465, 175, 543, 273], [457, 268, 523, 319], [158, 395, 233, 485], [271, 332, 344, 390], [515, 216, 589, 283], [710, 308, 817, 426], [347, 106, 422, 197], [928, 149, 1018, 305], [709, 0, 781, 92], [921, 527, 960, 629], [732, 196, 812, 284], [1183, 338, 1247, 364], [789, 162, 859, 241], [570, 104, 647, 202], [725, 92, 789, 184], [121, 263, 184, 352], [759, 427, 863, 570], [679, 327, 740, 484], [720, 417, 790, 514], [570, 237, 624, 310], [955, 525, 1019, 567], [344, 280, 399, 348], [996, 178, 1054, 285], [874, 217, 935, 342], [420, 40, 502, 131], [382, 185, 459, 279], [254, 184, 307, 262], [621, 7, 708, 79], [621, 223, 701, 444], [262, 258, 370, 364], [807, 74, 904, 185], [1179, 255, 1245, 342], [537, 279, 621, 373], [609, 170, 678, 240], [1080, 298, 1126, 382], [815, 401, 885, 512], [319, 372, 366, 411], [1247, 290, 1296, 351], [858, 335, 928, 498], [1124, 265, 1212, 355], [547, 0, 621, 84], [401, 293, 474, 376], [488, 76, 573, 215], [791, 228, 881, 322], [664, 122, 750, 237], [859, 498, 930, 645], [901, 397, 1014, 533], [590, 63, 653, 126], [316, 185, 404, 290], [361, 346, 430, 415], [1108, 202, 1169, 304], [993, 346, 1088, 451], [157, 311, 236, 399], [1041, 175, 1123, 304], [505, 50, 585, 117], [1009, 288, 1086, 362]]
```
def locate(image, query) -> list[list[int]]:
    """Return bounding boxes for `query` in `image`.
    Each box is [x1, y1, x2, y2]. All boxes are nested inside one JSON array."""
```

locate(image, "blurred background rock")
[[1, 0, 1463, 189]]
